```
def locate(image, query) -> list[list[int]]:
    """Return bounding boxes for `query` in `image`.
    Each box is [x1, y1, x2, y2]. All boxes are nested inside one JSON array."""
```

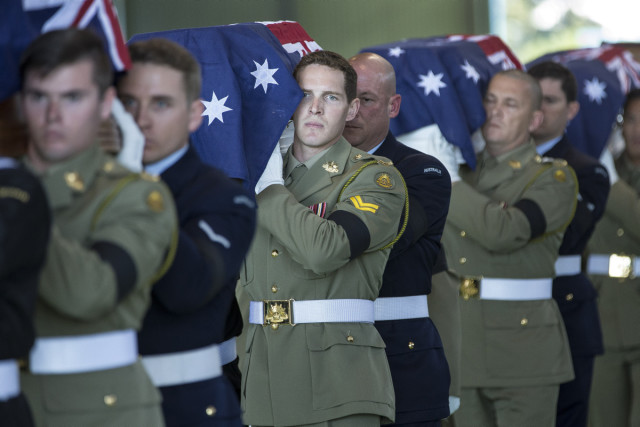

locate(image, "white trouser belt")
[[29, 330, 137, 375], [219, 337, 237, 365], [142, 342, 224, 387], [0, 360, 19, 401], [374, 295, 429, 321], [555, 255, 582, 276], [249, 299, 374, 325], [460, 277, 553, 301], [587, 254, 640, 278]]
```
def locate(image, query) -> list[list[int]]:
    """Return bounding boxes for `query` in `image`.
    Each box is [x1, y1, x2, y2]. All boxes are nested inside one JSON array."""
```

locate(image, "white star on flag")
[[388, 47, 405, 58], [251, 59, 279, 93], [583, 77, 607, 104], [201, 90, 232, 125], [417, 71, 447, 96], [461, 60, 480, 83]]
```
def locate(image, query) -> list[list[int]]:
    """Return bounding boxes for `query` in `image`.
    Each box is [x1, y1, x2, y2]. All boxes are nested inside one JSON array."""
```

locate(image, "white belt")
[[142, 342, 223, 387], [555, 255, 582, 276], [587, 254, 640, 278], [374, 295, 429, 321], [461, 277, 553, 301], [219, 337, 237, 365], [29, 330, 137, 375], [249, 299, 374, 325], [0, 360, 19, 401]]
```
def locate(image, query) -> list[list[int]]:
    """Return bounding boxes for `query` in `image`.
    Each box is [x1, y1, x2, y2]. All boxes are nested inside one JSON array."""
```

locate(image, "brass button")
[[520, 318, 528, 326], [459, 257, 467, 264], [271, 324, 279, 330], [104, 394, 117, 406], [617, 228, 624, 237], [565, 293, 574, 301], [103, 161, 115, 172], [347, 335, 354, 343], [271, 284, 278, 293], [408, 341, 415, 349], [460, 230, 466, 237], [205, 405, 217, 417], [271, 249, 279, 257]]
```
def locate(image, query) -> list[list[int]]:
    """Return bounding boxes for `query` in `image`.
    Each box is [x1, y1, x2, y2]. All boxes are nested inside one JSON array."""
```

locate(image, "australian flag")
[[361, 34, 520, 168], [1, 0, 130, 102], [129, 22, 310, 188], [528, 45, 640, 158]]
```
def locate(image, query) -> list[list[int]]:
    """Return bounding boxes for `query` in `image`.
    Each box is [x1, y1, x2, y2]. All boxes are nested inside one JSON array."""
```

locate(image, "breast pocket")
[[305, 323, 393, 410]]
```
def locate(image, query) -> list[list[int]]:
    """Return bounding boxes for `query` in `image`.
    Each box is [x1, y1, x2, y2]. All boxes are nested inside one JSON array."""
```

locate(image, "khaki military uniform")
[[443, 142, 577, 426], [239, 137, 406, 426], [21, 145, 177, 427], [587, 153, 640, 427]]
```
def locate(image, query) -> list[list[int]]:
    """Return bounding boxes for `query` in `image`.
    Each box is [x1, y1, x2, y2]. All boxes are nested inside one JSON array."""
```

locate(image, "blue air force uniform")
[[373, 131, 452, 425], [139, 145, 256, 426], [539, 136, 609, 427]]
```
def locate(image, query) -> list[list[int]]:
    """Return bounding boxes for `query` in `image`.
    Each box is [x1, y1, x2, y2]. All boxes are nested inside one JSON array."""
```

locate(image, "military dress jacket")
[[239, 137, 406, 426], [443, 141, 577, 388], [0, 159, 50, 427], [21, 145, 177, 427], [586, 153, 640, 350], [138, 145, 256, 426], [543, 136, 609, 357], [374, 131, 452, 423]]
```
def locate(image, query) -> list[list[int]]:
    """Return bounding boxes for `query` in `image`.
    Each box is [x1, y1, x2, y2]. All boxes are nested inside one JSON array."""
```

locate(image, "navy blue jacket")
[[374, 132, 452, 423], [138, 145, 256, 426], [544, 136, 609, 356], [0, 161, 50, 427]]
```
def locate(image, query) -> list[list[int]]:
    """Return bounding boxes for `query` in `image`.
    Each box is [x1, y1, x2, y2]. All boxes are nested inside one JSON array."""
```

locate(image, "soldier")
[[443, 70, 577, 427], [117, 37, 257, 426], [527, 61, 610, 427], [18, 28, 177, 426], [587, 88, 640, 427], [343, 52, 452, 426], [0, 154, 50, 427], [239, 50, 406, 426]]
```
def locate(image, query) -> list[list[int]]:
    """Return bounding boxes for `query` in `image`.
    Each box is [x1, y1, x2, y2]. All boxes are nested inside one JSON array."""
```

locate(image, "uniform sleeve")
[[256, 163, 406, 275], [151, 187, 257, 314], [604, 180, 640, 241], [38, 179, 178, 320], [447, 163, 578, 253], [0, 168, 50, 357], [389, 153, 451, 258]]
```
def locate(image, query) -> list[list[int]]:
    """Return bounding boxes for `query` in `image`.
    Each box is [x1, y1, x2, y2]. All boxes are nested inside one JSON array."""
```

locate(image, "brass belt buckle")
[[460, 277, 481, 300], [609, 254, 633, 278], [263, 299, 295, 327]]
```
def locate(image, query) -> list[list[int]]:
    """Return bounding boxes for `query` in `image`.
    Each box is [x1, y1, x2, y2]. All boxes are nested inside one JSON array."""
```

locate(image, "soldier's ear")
[[388, 94, 401, 119], [100, 87, 116, 121], [188, 98, 204, 133], [529, 110, 544, 133], [567, 101, 580, 122], [346, 97, 360, 121]]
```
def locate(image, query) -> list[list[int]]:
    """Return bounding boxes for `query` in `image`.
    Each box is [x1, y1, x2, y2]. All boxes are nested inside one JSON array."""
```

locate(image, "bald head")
[[343, 52, 401, 151]]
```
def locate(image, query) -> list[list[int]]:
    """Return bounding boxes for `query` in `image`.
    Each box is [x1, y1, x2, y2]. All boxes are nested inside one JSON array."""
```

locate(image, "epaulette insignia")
[[375, 172, 394, 189], [509, 160, 522, 169], [322, 161, 339, 173], [141, 171, 160, 182], [377, 159, 394, 166], [64, 172, 85, 192], [554, 158, 568, 167], [354, 154, 363, 160], [535, 155, 542, 163], [102, 161, 115, 173], [146, 190, 165, 212], [350, 195, 379, 213], [554, 169, 567, 182]]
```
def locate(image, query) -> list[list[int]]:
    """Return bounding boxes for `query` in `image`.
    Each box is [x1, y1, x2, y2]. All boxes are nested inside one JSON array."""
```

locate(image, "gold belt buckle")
[[460, 277, 481, 300], [609, 254, 633, 278], [263, 299, 295, 326]]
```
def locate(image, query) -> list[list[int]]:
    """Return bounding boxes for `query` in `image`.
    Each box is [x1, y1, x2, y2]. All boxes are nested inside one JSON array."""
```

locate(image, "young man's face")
[[482, 74, 541, 155], [531, 77, 578, 144], [292, 64, 358, 159], [623, 98, 640, 164], [21, 59, 114, 171], [117, 62, 202, 165]]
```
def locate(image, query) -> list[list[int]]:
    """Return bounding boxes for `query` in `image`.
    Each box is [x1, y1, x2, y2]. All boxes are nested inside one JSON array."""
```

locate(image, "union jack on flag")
[[527, 45, 640, 158]]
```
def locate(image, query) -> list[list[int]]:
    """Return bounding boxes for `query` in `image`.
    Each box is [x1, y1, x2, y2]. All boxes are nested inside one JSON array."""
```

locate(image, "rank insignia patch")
[[322, 161, 339, 173], [350, 195, 379, 213], [554, 169, 566, 182], [375, 172, 394, 189]]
